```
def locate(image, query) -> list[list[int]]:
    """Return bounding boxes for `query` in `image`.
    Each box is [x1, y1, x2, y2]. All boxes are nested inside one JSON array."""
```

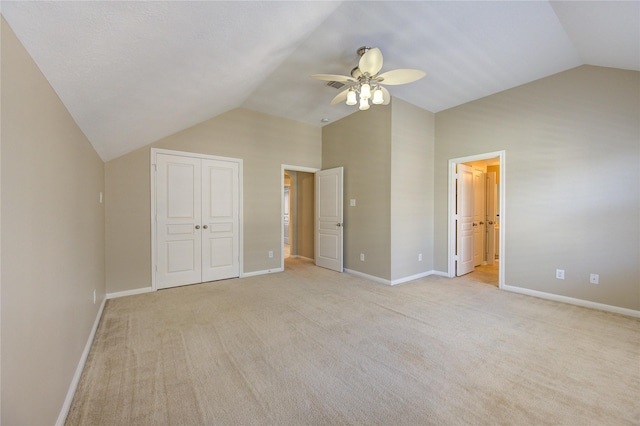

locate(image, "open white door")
[[472, 169, 486, 267], [456, 163, 474, 276], [315, 167, 343, 272]]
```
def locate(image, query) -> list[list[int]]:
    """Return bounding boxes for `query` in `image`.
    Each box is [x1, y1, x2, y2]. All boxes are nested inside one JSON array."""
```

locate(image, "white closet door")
[[201, 159, 239, 282], [156, 154, 202, 289]]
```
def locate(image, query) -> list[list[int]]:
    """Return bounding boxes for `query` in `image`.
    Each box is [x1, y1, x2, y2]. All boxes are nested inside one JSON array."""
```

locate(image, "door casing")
[[151, 148, 243, 290], [448, 151, 505, 288]]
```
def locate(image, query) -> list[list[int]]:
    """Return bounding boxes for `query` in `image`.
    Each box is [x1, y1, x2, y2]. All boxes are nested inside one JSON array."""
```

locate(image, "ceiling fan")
[[312, 46, 426, 110]]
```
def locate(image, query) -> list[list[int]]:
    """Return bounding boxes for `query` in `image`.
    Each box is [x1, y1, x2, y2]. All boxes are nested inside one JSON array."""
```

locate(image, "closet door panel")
[[201, 159, 239, 282], [156, 154, 202, 288]]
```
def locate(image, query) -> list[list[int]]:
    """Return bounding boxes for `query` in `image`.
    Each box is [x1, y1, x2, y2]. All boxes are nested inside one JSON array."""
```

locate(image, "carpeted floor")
[[66, 258, 639, 425]]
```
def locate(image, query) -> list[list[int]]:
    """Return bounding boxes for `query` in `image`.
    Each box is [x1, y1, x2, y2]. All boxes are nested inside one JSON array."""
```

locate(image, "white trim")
[[281, 164, 320, 270], [391, 271, 435, 285], [56, 297, 107, 426], [345, 268, 392, 285], [151, 148, 244, 290], [502, 285, 640, 318], [106, 287, 155, 299], [346, 269, 451, 286], [150, 149, 157, 290], [426, 270, 450, 278], [448, 151, 506, 288], [242, 267, 284, 278]]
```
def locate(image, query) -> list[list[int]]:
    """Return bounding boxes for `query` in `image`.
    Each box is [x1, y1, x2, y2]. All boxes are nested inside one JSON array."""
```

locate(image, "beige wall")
[[435, 65, 640, 310], [391, 99, 435, 280], [106, 108, 321, 293], [1, 18, 105, 425], [323, 100, 436, 282], [323, 106, 392, 279]]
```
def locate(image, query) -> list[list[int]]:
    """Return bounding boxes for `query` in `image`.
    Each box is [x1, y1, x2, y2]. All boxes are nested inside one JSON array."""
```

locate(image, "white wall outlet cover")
[[350, 199, 356, 206], [556, 269, 565, 279]]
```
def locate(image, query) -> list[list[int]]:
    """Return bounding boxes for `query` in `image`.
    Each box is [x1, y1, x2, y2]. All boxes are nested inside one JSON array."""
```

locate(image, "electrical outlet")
[[590, 274, 599, 284], [418, 253, 423, 262], [350, 199, 356, 206], [268, 250, 273, 258], [360, 253, 365, 261], [556, 269, 565, 280]]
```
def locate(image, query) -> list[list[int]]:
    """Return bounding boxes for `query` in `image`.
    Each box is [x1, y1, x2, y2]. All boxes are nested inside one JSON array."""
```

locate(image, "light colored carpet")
[[66, 258, 639, 425]]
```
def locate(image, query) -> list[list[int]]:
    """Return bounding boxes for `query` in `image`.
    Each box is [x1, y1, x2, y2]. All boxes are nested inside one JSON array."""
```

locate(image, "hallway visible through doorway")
[[281, 165, 318, 269], [469, 261, 499, 287]]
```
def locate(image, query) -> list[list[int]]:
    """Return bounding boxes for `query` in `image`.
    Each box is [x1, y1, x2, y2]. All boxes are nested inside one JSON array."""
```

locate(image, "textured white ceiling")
[[2, 1, 638, 161]]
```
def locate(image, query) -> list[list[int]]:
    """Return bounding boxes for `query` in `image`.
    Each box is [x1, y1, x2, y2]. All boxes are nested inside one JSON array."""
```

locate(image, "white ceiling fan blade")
[[359, 47, 383, 76], [311, 74, 356, 83], [376, 69, 426, 85], [330, 88, 351, 105]]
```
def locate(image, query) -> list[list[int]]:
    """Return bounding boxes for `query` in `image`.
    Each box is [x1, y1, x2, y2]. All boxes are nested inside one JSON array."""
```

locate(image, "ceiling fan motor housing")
[[357, 46, 373, 57]]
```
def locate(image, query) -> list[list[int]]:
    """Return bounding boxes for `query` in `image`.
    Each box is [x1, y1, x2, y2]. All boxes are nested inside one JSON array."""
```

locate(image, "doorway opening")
[[281, 165, 318, 270], [448, 151, 505, 288]]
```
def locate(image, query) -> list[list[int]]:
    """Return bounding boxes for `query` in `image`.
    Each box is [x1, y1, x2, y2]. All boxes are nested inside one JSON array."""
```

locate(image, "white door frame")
[[448, 150, 505, 288], [281, 164, 320, 270], [151, 148, 243, 290]]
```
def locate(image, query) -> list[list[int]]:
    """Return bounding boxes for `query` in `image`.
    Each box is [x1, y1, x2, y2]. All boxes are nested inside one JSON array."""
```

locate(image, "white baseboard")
[[56, 297, 107, 426], [391, 271, 435, 285], [241, 267, 283, 278], [345, 268, 392, 285], [502, 285, 640, 318], [344, 269, 446, 286], [106, 286, 154, 299]]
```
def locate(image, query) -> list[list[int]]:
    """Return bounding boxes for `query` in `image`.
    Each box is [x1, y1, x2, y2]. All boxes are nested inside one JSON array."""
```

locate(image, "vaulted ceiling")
[[2, 1, 638, 161]]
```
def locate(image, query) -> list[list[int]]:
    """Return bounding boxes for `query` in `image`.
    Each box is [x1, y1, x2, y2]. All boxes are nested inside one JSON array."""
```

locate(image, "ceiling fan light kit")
[[312, 46, 426, 111]]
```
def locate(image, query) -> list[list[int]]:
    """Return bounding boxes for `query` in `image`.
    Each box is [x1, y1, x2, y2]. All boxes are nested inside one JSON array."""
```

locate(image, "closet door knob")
[[195, 225, 201, 230], [203, 225, 208, 229]]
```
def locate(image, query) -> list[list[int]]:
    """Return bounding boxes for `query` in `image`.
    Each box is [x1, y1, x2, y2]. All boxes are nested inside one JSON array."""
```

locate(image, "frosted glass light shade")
[[346, 90, 357, 106], [360, 83, 371, 100], [372, 88, 384, 104], [359, 97, 370, 110]]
